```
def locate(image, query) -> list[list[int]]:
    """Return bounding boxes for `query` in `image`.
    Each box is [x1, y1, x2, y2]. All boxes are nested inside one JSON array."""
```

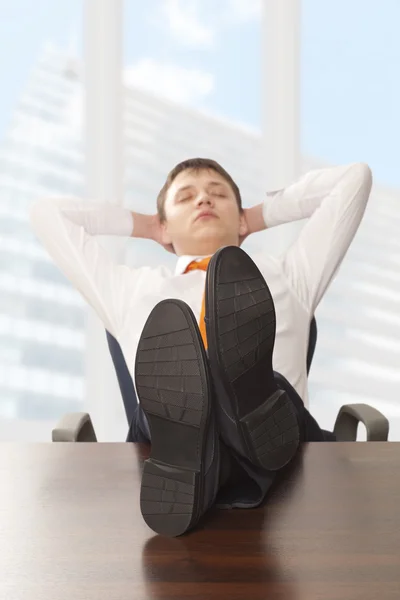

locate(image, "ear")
[[160, 221, 172, 245], [238, 212, 248, 238]]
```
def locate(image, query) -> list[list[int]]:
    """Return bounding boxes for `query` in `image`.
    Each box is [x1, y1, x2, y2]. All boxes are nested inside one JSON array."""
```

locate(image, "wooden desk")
[[0, 443, 399, 600]]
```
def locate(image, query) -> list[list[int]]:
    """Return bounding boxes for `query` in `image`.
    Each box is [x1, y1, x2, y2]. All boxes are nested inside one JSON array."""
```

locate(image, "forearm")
[[61, 200, 156, 241], [35, 197, 134, 237], [262, 163, 372, 228]]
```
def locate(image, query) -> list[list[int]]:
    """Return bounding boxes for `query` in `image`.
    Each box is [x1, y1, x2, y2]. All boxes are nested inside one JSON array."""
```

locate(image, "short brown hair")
[[157, 157, 242, 222]]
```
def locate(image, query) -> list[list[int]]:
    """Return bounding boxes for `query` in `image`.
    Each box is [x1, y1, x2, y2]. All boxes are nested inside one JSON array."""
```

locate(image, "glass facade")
[[0, 48, 86, 425]]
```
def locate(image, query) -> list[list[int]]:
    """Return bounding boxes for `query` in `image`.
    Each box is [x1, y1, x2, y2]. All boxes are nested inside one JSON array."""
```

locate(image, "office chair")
[[52, 318, 389, 443]]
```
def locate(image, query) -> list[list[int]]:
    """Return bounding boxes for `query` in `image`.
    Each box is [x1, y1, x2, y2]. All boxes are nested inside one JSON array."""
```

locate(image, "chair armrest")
[[333, 403, 389, 441], [52, 412, 97, 442]]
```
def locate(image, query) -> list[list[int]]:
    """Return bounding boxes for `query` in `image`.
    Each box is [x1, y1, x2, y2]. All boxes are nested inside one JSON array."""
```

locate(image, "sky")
[[0, 0, 399, 187]]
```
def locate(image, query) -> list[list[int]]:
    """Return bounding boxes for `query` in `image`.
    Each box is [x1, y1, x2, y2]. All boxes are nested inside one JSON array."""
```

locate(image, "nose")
[[196, 191, 213, 207]]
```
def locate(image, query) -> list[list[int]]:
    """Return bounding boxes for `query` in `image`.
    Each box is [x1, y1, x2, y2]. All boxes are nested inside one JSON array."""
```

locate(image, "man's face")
[[161, 169, 246, 254]]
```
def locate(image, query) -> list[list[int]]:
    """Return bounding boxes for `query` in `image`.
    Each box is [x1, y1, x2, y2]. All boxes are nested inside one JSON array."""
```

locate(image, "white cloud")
[[161, 0, 215, 48], [124, 59, 214, 105], [224, 0, 261, 24], [151, 0, 260, 50]]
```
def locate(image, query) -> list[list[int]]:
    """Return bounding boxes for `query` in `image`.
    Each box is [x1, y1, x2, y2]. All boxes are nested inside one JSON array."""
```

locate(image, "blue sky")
[[0, 0, 399, 187]]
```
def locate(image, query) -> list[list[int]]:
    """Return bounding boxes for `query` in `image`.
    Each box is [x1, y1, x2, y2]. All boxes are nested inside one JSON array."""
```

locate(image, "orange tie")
[[184, 257, 211, 349]]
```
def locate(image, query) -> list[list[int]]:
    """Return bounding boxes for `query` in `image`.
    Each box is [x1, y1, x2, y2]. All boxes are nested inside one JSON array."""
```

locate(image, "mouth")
[[195, 211, 218, 222]]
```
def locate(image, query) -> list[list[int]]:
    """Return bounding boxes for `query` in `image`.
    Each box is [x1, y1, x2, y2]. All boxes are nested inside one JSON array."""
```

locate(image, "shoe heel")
[[240, 389, 300, 471], [140, 459, 198, 537]]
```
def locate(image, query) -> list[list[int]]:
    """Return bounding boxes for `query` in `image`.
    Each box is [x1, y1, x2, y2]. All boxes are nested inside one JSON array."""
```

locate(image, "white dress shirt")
[[30, 163, 372, 406]]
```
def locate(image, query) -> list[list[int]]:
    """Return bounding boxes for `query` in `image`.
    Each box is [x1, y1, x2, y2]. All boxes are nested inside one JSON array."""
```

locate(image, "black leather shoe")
[[205, 246, 300, 471], [135, 299, 221, 537]]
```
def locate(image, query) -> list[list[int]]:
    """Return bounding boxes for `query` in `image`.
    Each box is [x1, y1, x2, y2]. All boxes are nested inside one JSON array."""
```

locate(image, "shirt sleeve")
[[30, 197, 140, 339], [263, 163, 373, 314]]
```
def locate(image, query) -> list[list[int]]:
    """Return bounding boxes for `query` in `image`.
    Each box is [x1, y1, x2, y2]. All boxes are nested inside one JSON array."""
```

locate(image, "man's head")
[[157, 158, 248, 256]]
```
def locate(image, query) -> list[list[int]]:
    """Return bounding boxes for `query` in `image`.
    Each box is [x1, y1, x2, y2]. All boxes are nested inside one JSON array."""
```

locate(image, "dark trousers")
[[126, 370, 336, 509], [273, 372, 336, 442]]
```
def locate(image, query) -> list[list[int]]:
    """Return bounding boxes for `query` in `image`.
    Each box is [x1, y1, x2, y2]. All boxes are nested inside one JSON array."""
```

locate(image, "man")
[[30, 158, 372, 537]]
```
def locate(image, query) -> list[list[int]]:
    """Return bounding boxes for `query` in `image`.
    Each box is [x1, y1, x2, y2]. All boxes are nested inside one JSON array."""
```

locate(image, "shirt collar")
[[174, 255, 209, 276]]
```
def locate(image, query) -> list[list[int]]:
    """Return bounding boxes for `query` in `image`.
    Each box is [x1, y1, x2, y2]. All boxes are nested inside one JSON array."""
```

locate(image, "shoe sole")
[[206, 246, 300, 471], [135, 299, 212, 537]]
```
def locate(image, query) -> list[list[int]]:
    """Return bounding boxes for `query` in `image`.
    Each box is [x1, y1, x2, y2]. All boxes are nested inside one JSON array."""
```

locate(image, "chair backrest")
[[307, 316, 317, 375], [106, 330, 137, 425]]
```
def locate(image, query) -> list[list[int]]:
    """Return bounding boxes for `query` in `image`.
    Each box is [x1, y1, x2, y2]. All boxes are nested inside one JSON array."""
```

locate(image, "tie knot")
[[184, 257, 211, 274]]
